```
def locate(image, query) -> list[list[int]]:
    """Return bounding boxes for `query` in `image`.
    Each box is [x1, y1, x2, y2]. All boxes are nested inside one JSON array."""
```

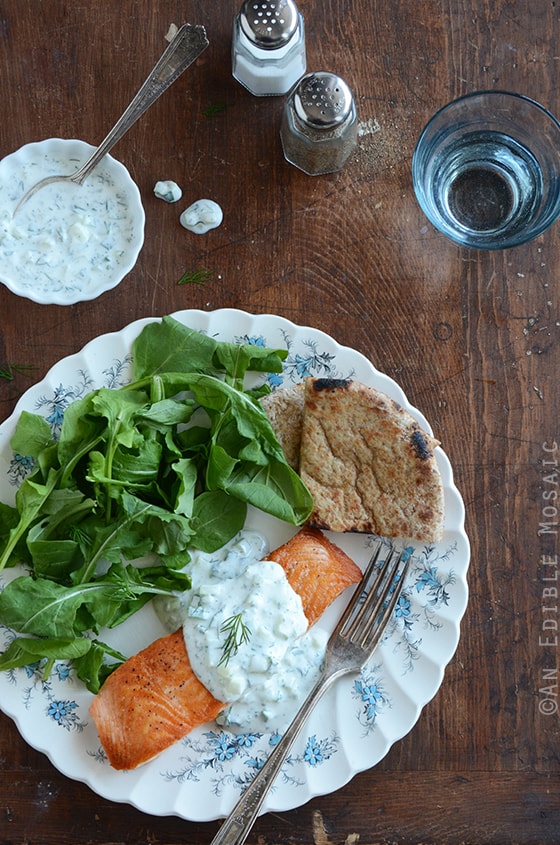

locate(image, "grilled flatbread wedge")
[[299, 378, 444, 541]]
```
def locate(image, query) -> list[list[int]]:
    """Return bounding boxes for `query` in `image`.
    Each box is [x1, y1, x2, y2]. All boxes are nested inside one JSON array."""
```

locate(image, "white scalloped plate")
[[0, 138, 145, 304], [0, 309, 469, 821]]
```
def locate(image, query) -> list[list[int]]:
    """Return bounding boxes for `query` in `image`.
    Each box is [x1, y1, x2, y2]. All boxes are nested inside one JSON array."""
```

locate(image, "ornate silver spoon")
[[13, 23, 208, 214]]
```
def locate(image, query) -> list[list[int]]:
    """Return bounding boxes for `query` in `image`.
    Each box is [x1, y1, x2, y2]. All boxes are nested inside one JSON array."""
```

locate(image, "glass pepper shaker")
[[232, 0, 306, 97], [280, 71, 358, 175]]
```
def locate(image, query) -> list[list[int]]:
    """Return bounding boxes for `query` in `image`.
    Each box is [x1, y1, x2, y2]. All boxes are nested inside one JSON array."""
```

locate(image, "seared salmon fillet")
[[90, 527, 362, 769], [89, 628, 225, 770], [267, 526, 362, 625]]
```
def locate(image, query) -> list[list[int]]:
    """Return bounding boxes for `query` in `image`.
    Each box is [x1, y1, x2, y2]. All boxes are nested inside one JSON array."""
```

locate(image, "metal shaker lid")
[[293, 72, 354, 129], [239, 0, 299, 49]]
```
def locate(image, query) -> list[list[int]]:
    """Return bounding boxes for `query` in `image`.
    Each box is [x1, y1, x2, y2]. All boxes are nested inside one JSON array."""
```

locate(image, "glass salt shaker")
[[232, 0, 306, 97], [280, 71, 358, 175]]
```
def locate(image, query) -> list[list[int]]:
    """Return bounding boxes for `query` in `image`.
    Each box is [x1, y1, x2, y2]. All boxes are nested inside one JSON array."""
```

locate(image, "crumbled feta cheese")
[[153, 180, 182, 203], [180, 199, 223, 234]]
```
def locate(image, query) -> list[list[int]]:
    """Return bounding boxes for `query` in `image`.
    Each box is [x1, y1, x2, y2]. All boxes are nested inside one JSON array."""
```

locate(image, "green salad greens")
[[0, 316, 313, 692]]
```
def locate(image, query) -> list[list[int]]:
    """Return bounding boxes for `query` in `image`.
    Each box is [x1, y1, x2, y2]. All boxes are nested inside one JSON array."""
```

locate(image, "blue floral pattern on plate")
[[0, 309, 469, 821]]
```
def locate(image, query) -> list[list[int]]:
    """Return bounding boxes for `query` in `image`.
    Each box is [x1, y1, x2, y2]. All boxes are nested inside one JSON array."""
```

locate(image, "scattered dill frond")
[[0, 363, 36, 381], [202, 101, 228, 117], [69, 524, 93, 549], [218, 613, 252, 666], [178, 268, 213, 286]]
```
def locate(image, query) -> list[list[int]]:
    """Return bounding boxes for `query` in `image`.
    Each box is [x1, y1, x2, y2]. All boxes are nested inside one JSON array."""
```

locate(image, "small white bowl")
[[0, 138, 145, 305]]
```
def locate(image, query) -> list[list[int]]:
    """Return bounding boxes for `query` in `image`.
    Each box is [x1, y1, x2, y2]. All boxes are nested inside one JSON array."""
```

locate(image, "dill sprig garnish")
[[202, 101, 228, 117], [218, 613, 252, 666], [177, 268, 213, 286], [0, 363, 36, 381]]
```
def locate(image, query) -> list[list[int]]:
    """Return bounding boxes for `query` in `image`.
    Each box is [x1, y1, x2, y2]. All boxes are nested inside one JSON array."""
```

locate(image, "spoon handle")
[[72, 24, 208, 184]]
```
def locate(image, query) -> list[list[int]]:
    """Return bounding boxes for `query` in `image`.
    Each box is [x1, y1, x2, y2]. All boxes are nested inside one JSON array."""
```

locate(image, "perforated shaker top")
[[239, 0, 300, 49], [293, 72, 354, 129]]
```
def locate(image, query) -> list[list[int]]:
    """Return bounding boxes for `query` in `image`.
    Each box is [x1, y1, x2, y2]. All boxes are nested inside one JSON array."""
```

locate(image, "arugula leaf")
[[26, 530, 82, 581], [0, 468, 61, 571], [70, 501, 155, 585], [132, 317, 225, 381], [190, 490, 247, 552], [0, 564, 190, 640], [0, 635, 127, 694], [136, 398, 195, 427], [10, 411, 54, 459], [56, 393, 106, 484], [131, 315, 286, 385], [0, 576, 112, 637], [73, 640, 127, 693], [0, 503, 21, 545], [117, 490, 195, 558], [213, 342, 286, 387], [0, 636, 93, 671], [170, 457, 198, 517], [223, 461, 312, 525]]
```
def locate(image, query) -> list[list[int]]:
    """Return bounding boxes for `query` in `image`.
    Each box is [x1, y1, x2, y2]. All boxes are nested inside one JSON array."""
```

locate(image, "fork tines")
[[340, 542, 411, 651]]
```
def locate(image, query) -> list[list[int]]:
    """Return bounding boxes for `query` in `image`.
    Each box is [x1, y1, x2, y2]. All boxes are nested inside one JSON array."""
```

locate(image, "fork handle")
[[209, 669, 344, 845], [71, 23, 208, 185]]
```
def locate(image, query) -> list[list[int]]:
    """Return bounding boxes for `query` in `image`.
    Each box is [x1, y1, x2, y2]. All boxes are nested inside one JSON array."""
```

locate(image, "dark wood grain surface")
[[1, 2, 559, 843]]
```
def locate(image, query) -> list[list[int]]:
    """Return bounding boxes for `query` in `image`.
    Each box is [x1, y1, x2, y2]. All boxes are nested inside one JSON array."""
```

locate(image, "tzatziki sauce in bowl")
[[0, 138, 145, 305]]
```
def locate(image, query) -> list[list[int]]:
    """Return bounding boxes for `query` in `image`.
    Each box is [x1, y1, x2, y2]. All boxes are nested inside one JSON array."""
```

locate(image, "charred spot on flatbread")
[[311, 378, 352, 392], [411, 428, 433, 461]]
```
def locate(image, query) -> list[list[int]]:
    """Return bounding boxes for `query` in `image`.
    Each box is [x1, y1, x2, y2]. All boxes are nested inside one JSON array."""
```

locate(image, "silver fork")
[[209, 541, 411, 845]]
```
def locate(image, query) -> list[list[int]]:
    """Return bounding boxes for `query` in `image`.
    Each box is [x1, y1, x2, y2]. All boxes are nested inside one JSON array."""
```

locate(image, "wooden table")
[[0, 2, 559, 843]]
